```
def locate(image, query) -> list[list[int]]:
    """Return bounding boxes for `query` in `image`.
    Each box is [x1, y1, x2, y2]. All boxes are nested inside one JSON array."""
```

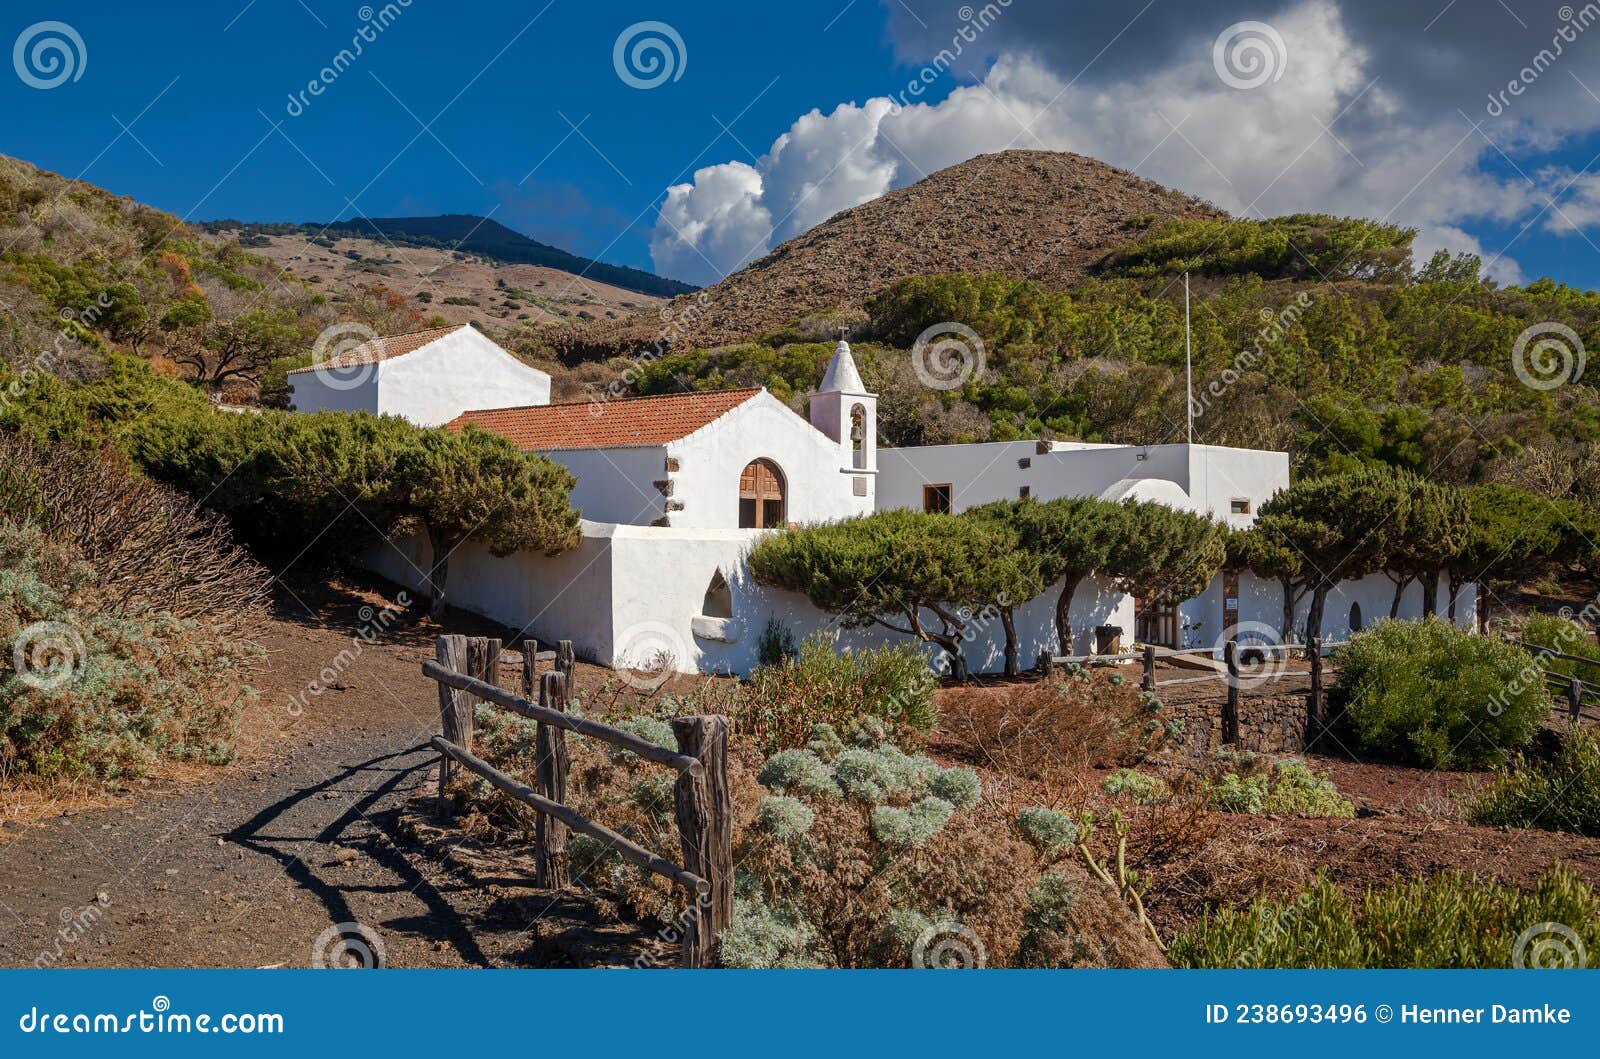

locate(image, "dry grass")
[[939, 670, 1166, 782]]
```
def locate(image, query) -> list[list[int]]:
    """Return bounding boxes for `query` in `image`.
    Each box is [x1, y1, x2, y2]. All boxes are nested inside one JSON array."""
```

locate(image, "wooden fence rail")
[[1042, 637, 1350, 748], [425, 634, 732, 968]]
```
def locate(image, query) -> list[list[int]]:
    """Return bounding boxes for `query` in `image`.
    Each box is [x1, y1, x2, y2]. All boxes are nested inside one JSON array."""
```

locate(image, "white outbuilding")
[[287, 324, 551, 427]]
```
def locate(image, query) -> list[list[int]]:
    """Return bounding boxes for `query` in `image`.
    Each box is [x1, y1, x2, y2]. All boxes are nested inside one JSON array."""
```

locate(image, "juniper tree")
[[748, 509, 1025, 680], [1253, 466, 1409, 642]]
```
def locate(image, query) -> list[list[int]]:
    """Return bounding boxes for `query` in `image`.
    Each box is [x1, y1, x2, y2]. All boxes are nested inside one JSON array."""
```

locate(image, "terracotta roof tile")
[[446, 389, 763, 450], [284, 324, 467, 375]]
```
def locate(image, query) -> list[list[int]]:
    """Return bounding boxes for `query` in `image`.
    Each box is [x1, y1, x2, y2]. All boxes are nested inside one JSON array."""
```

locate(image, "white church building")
[[290, 325, 1472, 676]]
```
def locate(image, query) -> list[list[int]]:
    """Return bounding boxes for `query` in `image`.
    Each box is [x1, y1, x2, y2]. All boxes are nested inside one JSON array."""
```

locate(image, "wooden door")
[[1222, 570, 1240, 639], [739, 459, 786, 528]]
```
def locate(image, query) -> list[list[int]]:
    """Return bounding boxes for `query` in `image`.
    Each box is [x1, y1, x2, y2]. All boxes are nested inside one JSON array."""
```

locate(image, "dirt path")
[[0, 576, 593, 969]]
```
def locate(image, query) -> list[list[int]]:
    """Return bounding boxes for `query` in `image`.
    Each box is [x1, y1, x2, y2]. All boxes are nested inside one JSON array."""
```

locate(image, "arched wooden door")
[[739, 458, 786, 528]]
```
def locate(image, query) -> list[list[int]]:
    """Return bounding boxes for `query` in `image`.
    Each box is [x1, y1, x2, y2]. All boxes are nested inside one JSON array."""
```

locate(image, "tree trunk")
[[1305, 583, 1329, 644], [999, 607, 1019, 678], [1054, 574, 1083, 655], [426, 525, 454, 622], [1388, 575, 1407, 619], [1421, 570, 1440, 618], [1279, 577, 1298, 645]]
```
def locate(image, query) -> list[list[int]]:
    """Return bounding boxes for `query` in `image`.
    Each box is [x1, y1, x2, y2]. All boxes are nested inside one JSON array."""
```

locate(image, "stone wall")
[[1161, 690, 1315, 757]]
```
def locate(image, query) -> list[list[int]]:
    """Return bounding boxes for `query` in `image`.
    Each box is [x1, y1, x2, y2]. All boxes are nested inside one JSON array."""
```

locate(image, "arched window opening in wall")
[[738, 458, 787, 528], [1349, 601, 1363, 634], [850, 403, 867, 469], [702, 570, 733, 619]]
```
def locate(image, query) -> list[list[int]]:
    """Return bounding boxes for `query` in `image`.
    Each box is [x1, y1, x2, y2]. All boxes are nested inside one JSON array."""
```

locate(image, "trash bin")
[[1095, 624, 1124, 655]]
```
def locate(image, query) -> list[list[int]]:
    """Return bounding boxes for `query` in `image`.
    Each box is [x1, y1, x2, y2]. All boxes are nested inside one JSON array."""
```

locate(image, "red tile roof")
[[284, 324, 467, 375], [446, 389, 764, 450]]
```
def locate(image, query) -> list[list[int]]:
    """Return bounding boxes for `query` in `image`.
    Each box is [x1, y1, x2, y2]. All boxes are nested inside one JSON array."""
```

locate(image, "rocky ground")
[[1, 570, 1594, 968], [0, 574, 672, 969]]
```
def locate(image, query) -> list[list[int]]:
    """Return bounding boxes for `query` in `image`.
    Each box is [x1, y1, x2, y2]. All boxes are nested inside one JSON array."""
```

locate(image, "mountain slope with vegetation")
[[573, 149, 1225, 354], [204, 215, 696, 299]]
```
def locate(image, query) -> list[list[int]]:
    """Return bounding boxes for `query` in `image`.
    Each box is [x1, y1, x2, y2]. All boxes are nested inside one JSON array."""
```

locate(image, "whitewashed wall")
[[288, 327, 551, 427], [875, 441, 1289, 527], [664, 392, 874, 529], [285, 371, 379, 416], [378, 329, 550, 426], [545, 445, 671, 525]]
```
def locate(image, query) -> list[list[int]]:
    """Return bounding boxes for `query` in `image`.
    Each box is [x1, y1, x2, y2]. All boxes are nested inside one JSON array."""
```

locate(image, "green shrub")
[[1015, 807, 1079, 851], [870, 796, 955, 850], [1521, 614, 1600, 687], [738, 631, 936, 751], [928, 765, 981, 810], [1172, 867, 1600, 968], [756, 619, 797, 667], [756, 749, 840, 798], [0, 522, 260, 779], [1468, 732, 1600, 836], [1102, 768, 1168, 804], [719, 891, 820, 969], [1332, 618, 1547, 768], [755, 795, 815, 842], [1207, 759, 1354, 818]]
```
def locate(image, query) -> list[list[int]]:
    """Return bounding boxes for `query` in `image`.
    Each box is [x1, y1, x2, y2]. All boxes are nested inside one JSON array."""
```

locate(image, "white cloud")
[[649, 0, 1544, 286]]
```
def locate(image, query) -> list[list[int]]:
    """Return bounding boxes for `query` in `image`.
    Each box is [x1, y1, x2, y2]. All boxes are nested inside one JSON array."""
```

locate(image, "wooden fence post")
[[1222, 639, 1240, 746], [435, 634, 469, 809], [672, 715, 732, 968], [557, 640, 575, 688], [535, 671, 571, 889], [1142, 644, 1156, 693], [1036, 650, 1053, 681], [1307, 636, 1324, 748], [1570, 678, 1584, 728]]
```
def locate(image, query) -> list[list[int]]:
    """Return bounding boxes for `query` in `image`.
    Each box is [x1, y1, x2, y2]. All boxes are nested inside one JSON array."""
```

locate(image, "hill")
[[203, 225, 663, 333], [205, 215, 696, 299], [578, 150, 1225, 353]]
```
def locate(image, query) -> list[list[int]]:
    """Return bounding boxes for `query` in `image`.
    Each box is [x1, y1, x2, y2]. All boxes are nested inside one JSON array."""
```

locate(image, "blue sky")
[[8, 0, 1600, 289]]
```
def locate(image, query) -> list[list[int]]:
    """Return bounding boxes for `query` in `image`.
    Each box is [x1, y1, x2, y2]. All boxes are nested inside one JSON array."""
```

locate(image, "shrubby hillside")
[[628, 224, 1600, 496]]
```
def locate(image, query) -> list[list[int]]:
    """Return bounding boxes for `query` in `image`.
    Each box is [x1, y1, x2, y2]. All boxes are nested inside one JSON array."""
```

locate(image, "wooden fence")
[[423, 634, 732, 968], [1040, 638, 1349, 748], [1044, 635, 1599, 748], [1513, 641, 1600, 727]]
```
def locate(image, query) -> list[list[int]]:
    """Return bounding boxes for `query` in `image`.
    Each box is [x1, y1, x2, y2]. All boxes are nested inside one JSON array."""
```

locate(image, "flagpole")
[[1184, 271, 1193, 445]]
